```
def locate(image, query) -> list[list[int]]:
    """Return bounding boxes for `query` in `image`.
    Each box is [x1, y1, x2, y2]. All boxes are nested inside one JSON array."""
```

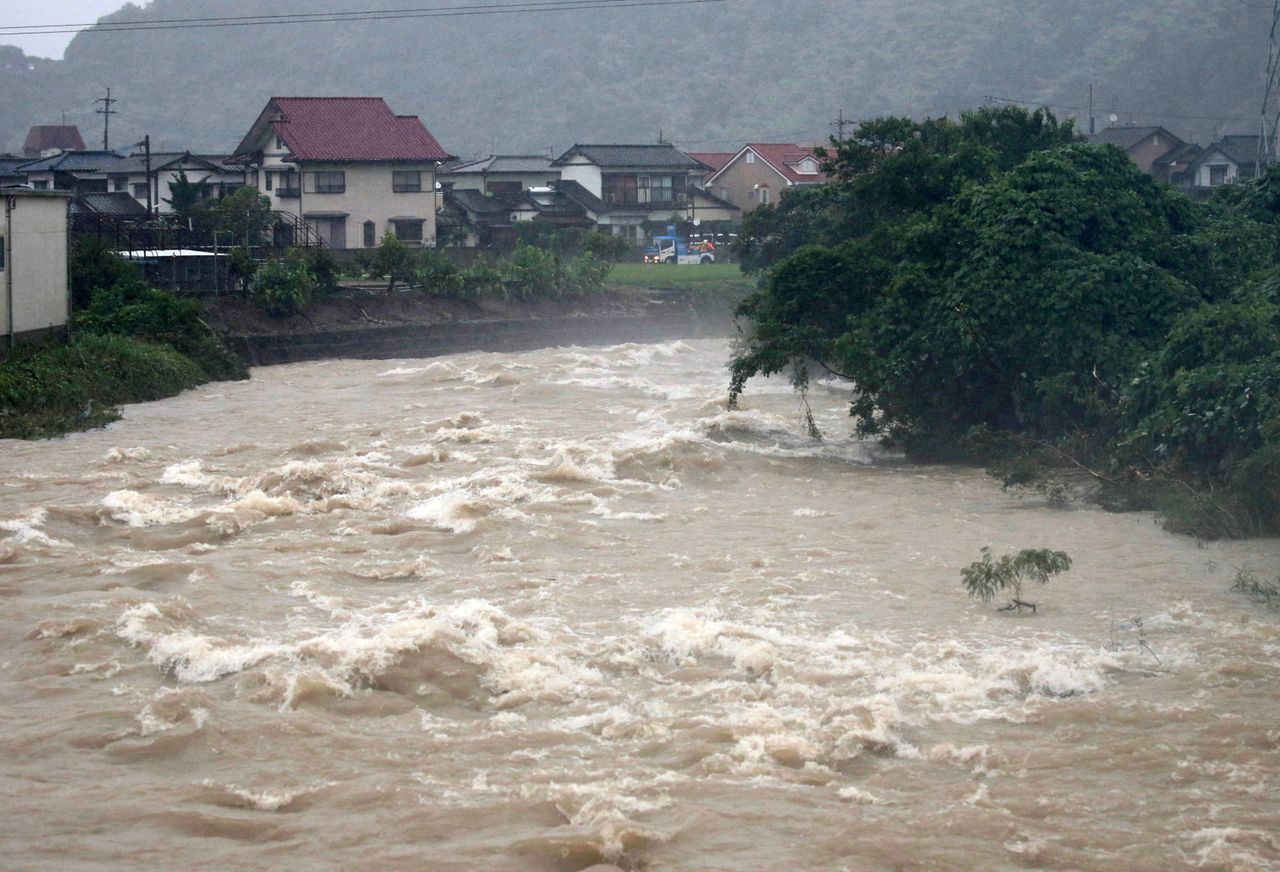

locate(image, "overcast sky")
[[6, 0, 131, 59]]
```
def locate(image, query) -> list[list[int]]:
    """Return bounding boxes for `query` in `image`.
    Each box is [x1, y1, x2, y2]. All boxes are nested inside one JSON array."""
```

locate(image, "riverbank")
[[207, 282, 748, 366]]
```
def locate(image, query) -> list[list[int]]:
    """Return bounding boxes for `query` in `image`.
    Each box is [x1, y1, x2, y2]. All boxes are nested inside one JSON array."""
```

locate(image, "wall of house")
[[708, 154, 791, 212], [1194, 155, 1239, 187], [557, 157, 603, 198], [1, 191, 70, 348], [1126, 134, 1176, 174], [249, 153, 438, 248]]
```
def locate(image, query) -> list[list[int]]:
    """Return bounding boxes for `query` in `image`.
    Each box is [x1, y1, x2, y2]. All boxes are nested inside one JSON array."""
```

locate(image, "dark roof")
[[1087, 126, 1172, 150], [445, 154, 556, 175], [552, 144, 702, 170], [234, 97, 450, 163], [553, 179, 607, 213], [1212, 135, 1271, 168], [23, 125, 86, 156], [17, 150, 131, 173], [108, 152, 243, 175], [71, 192, 149, 217], [1153, 141, 1203, 167], [445, 188, 514, 216], [0, 156, 30, 176]]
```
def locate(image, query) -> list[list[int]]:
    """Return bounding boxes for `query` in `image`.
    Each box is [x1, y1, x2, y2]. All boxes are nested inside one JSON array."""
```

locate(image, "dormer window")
[[795, 157, 819, 174]]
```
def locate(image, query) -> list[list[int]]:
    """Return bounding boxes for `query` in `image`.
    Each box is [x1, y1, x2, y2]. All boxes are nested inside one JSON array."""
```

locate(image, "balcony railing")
[[276, 187, 301, 199]]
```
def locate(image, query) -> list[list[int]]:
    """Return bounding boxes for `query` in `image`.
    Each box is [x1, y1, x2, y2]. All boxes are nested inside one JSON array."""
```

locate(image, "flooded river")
[[1, 338, 1277, 870]]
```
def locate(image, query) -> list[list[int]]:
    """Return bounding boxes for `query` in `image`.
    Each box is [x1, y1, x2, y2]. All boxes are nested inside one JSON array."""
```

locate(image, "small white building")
[[0, 189, 72, 351]]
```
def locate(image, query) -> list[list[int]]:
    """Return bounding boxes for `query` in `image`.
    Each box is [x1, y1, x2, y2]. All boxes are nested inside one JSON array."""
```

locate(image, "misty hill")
[[0, 0, 1270, 159]]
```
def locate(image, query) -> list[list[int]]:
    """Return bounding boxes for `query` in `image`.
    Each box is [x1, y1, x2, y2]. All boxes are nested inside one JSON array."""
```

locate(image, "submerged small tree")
[[961, 547, 1072, 614]]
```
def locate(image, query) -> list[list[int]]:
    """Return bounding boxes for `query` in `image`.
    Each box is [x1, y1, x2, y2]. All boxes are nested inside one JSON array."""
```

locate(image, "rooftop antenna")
[[94, 87, 117, 150]]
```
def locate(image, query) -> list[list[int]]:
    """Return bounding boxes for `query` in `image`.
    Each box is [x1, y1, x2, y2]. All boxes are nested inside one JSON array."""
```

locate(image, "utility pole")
[[1089, 84, 1095, 136], [94, 87, 117, 151], [1262, 0, 1280, 166], [832, 110, 852, 141]]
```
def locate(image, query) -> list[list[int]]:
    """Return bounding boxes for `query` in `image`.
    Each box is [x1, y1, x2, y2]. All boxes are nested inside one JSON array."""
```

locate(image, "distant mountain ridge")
[[0, 0, 1270, 158]]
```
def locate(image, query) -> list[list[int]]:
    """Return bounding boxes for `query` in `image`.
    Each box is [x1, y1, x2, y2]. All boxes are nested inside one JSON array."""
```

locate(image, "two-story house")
[[1186, 134, 1272, 190], [551, 144, 707, 242], [704, 144, 828, 213], [232, 97, 452, 249]]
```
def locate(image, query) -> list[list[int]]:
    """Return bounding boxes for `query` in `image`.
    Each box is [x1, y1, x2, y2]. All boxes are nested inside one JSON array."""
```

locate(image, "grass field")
[[607, 262, 754, 292]]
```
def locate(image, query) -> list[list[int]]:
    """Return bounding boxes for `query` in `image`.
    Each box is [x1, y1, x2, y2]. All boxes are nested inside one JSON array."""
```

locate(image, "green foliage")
[[502, 242, 561, 300], [960, 547, 1072, 612], [69, 237, 142, 310], [728, 104, 1280, 536], [293, 246, 339, 296], [226, 245, 258, 291], [164, 170, 207, 219], [371, 231, 418, 292], [212, 188, 274, 246], [414, 248, 466, 298], [252, 257, 315, 317], [0, 333, 207, 439]]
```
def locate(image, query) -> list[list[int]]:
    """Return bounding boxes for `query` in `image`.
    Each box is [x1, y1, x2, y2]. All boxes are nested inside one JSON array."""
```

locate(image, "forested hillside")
[[0, 0, 1270, 157]]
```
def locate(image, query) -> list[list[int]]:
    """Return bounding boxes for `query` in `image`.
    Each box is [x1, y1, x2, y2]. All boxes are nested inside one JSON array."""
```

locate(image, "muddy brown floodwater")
[[1, 338, 1277, 871]]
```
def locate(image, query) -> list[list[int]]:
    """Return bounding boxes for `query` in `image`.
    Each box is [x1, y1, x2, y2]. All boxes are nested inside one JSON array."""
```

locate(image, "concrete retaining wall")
[[229, 297, 736, 366]]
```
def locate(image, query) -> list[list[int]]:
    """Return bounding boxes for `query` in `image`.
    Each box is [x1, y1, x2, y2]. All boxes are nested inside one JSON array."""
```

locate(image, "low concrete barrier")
[[229, 296, 736, 366]]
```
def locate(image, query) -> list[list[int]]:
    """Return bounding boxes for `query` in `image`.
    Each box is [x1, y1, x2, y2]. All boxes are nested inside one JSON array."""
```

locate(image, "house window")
[[264, 171, 272, 191], [746, 152, 755, 164], [32, 180, 48, 190], [1209, 165, 1228, 186], [275, 134, 286, 150], [393, 219, 424, 244], [760, 188, 770, 205], [603, 174, 639, 205], [313, 171, 345, 194], [393, 170, 422, 192], [720, 187, 729, 201], [112, 178, 126, 192], [132, 183, 148, 199], [363, 220, 376, 247]]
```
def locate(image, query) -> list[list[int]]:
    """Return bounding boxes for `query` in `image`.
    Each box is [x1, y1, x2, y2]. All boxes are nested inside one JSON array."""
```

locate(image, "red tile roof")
[[258, 97, 449, 162], [742, 143, 829, 184], [22, 125, 86, 157], [687, 152, 735, 173]]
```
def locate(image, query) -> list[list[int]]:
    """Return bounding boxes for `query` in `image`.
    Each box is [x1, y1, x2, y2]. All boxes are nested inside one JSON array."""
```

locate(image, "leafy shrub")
[[415, 248, 465, 298], [502, 243, 561, 300], [961, 547, 1072, 613], [69, 237, 141, 310], [226, 245, 258, 291], [252, 257, 315, 317], [371, 231, 418, 292], [561, 251, 612, 297]]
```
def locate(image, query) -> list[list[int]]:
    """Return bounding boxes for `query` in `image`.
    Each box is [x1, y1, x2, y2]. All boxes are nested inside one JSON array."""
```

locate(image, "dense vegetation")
[[0, 240, 247, 438], [0, 0, 1268, 156], [730, 106, 1280, 537]]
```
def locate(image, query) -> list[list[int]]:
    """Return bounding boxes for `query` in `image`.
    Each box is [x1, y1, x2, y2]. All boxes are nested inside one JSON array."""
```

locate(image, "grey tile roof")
[[553, 144, 702, 170], [445, 154, 556, 175], [71, 192, 149, 217], [1213, 135, 1270, 168], [445, 188, 514, 216], [553, 179, 607, 213], [17, 150, 131, 173], [1087, 126, 1169, 151]]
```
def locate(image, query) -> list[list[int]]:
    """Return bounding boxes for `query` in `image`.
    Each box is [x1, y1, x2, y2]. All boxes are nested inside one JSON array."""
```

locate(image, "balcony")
[[276, 187, 301, 199]]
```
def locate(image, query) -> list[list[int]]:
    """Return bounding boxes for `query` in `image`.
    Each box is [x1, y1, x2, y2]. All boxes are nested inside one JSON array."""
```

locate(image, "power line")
[[0, 0, 728, 37], [983, 94, 1258, 126]]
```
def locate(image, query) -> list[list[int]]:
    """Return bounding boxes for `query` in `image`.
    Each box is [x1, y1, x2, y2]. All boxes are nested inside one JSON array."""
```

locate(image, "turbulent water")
[[2, 338, 1278, 871]]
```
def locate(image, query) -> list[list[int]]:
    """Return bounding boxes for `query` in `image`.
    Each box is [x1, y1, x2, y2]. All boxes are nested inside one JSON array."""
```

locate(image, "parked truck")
[[643, 226, 715, 264]]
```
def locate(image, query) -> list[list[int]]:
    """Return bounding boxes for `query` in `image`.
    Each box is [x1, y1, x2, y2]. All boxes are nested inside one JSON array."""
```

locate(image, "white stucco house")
[[1187, 134, 1271, 189], [231, 97, 453, 249], [1, 188, 72, 351]]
